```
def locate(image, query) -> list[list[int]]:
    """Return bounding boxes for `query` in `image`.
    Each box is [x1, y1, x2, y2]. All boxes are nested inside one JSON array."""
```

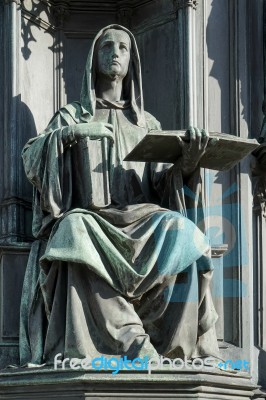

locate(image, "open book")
[[124, 130, 259, 171]]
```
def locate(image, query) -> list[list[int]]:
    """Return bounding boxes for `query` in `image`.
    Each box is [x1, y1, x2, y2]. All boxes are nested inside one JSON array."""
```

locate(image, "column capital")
[[173, 0, 198, 11], [52, 1, 70, 29]]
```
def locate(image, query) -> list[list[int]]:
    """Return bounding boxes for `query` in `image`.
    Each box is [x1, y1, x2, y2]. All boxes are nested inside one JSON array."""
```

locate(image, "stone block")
[[0, 368, 258, 400]]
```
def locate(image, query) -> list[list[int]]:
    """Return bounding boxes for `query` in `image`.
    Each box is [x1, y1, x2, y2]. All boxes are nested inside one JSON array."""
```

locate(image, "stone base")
[[253, 388, 266, 399], [0, 367, 258, 400]]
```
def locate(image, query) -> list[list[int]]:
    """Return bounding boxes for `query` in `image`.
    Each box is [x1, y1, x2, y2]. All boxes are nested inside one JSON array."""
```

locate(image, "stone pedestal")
[[0, 367, 258, 400]]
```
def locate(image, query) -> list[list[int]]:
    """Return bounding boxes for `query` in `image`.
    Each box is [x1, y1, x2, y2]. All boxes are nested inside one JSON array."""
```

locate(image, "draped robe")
[[19, 24, 219, 366]]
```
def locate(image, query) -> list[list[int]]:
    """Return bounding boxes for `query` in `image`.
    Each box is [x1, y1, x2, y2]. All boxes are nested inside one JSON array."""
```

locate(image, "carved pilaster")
[[173, 0, 198, 12], [117, 1, 133, 29], [175, 0, 198, 127], [1, 0, 24, 243]]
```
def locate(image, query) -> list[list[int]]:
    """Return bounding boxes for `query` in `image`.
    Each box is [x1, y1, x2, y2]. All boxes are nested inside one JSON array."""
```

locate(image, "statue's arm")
[[62, 122, 114, 142], [22, 110, 77, 218], [175, 128, 209, 177], [145, 112, 208, 178], [144, 112, 183, 210], [145, 113, 205, 215], [22, 112, 68, 190], [22, 106, 115, 220]]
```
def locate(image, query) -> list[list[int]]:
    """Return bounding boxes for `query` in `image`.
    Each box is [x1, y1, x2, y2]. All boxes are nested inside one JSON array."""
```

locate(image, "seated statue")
[[20, 24, 219, 366]]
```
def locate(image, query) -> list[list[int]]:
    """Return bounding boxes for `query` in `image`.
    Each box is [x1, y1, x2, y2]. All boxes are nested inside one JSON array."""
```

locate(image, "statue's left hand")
[[176, 127, 209, 176]]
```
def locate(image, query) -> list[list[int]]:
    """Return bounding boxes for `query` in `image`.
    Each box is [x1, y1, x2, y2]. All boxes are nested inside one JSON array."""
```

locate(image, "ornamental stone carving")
[[173, 0, 198, 11], [52, 1, 70, 29]]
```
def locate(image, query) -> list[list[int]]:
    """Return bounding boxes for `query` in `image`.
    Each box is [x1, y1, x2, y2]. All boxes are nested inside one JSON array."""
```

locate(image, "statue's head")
[[81, 25, 146, 127], [95, 28, 131, 81]]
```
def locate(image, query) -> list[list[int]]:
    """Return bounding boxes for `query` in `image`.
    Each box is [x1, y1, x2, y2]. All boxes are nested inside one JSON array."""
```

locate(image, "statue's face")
[[97, 29, 131, 79]]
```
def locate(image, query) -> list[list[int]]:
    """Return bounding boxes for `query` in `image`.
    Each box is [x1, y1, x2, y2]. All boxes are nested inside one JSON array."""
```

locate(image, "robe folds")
[[19, 24, 219, 366], [20, 104, 219, 365]]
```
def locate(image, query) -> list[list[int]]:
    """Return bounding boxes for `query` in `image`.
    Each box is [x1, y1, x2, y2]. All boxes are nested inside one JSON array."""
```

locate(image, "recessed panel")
[[1, 253, 28, 339]]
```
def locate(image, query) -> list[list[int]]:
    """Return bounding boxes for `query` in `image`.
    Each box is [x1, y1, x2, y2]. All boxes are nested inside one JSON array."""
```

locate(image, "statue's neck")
[[96, 76, 123, 102]]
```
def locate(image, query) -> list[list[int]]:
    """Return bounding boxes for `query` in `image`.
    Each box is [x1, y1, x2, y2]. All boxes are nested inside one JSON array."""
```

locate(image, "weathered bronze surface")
[[125, 130, 259, 171], [20, 25, 219, 367]]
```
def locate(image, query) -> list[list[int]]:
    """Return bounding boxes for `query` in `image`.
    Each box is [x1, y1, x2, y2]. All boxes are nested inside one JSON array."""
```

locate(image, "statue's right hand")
[[72, 122, 114, 142]]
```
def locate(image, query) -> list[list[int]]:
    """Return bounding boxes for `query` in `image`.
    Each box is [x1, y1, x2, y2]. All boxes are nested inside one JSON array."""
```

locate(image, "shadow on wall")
[[18, 95, 37, 208], [206, 0, 249, 134], [19, 0, 56, 187], [20, 95, 37, 144], [20, 0, 92, 107], [206, 0, 246, 348], [21, 0, 65, 98], [21, 0, 54, 60], [0, 95, 37, 241]]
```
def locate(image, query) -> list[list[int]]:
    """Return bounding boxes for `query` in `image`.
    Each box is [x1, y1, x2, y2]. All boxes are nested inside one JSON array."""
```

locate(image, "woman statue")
[[20, 25, 219, 366]]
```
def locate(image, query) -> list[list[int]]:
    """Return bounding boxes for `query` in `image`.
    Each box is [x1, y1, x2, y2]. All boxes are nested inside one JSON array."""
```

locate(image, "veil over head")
[[79, 24, 146, 128]]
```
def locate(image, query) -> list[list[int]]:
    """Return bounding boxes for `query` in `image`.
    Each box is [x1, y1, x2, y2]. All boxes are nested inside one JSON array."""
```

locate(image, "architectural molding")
[[134, 12, 176, 36], [64, 31, 100, 38], [211, 245, 229, 258], [0, 369, 259, 399], [64, 9, 177, 38], [62, 0, 117, 13], [0, 197, 32, 209], [52, 1, 70, 29], [173, 0, 198, 12], [3, 0, 21, 5], [0, 243, 32, 253], [2, 0, 23, 243], [46, 0, 155, 14], [0, 200, 33, 243], [132, 0, 153, 8]]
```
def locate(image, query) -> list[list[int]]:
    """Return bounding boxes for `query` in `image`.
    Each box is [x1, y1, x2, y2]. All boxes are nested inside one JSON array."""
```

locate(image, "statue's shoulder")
[[144, 111, 162, 132], [43, 101, 82, 131], [57, 101, 82, 124], [38, 102, 82, 136]]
